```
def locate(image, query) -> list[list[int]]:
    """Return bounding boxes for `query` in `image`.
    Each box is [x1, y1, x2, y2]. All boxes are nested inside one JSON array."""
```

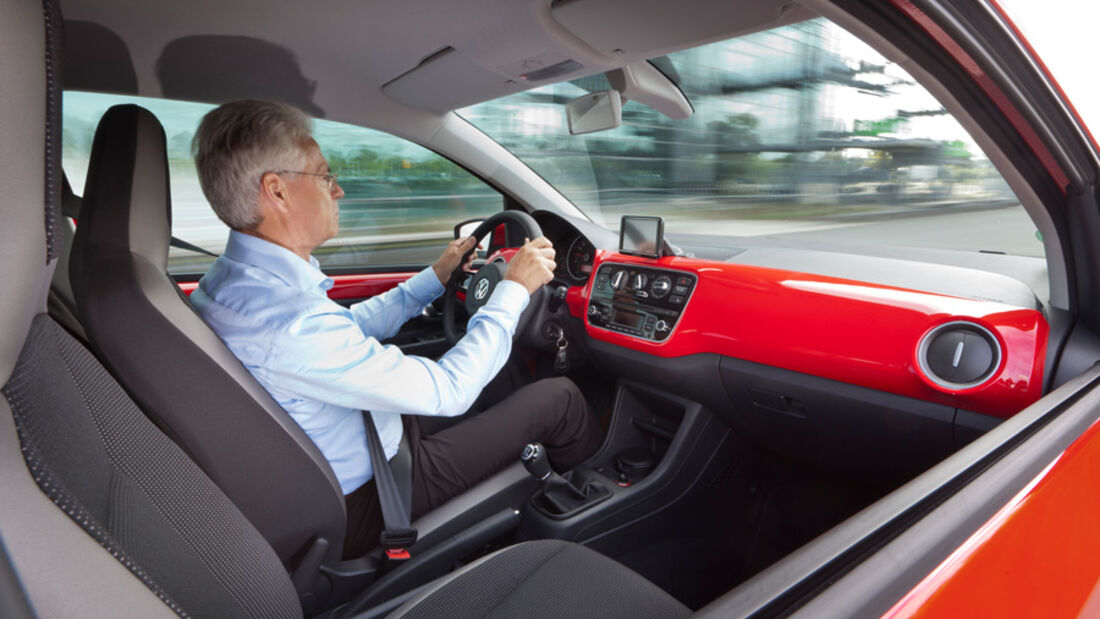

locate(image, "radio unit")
[[587, 263, 696, 342]]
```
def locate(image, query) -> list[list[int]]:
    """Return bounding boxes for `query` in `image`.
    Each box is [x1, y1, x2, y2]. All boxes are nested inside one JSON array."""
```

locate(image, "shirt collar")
[[223, 230, 334, 292]]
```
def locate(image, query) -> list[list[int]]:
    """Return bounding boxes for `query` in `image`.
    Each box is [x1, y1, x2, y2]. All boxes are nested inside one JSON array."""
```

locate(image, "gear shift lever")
[[521, 442, 609, 517], [521, 443, 555, 482]]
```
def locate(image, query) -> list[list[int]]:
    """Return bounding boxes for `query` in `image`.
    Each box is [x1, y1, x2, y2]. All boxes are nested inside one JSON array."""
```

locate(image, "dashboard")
[[533, 210, 1047, 421], [528, 209, 1050, 481], [577, 251, 1045, 418]]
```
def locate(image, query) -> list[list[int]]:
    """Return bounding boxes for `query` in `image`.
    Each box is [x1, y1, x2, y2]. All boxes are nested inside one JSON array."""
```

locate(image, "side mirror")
[[565, 90, 622, 135], [454, 219, 487, 258]]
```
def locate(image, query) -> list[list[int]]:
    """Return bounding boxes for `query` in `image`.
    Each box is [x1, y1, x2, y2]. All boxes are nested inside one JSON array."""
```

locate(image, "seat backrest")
[[68, 103, 348, 566], [0, 0, 302, 616]]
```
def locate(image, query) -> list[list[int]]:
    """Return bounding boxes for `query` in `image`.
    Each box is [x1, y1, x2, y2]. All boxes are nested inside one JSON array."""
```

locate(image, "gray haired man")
[[189, 100, 601, 558]]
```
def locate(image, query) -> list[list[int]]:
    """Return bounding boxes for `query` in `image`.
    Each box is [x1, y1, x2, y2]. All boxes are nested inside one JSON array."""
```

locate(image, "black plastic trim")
[[719, 355, 957, 486], [518, 379, 731, 556], [589, 338, 962, 486]]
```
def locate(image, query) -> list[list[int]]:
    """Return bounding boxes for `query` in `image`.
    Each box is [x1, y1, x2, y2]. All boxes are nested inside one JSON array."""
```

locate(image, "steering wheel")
[[443, 211, 543, 344]]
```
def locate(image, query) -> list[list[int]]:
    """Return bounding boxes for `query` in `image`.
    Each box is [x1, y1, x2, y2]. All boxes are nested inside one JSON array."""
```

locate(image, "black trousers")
[[343, 376, 601, 559]]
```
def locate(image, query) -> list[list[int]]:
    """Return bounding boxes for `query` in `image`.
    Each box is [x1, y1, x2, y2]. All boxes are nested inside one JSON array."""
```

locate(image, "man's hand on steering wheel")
[[432, 236, 479, 285], [503, 237, 556, 295], [442, 210, 547, 344]]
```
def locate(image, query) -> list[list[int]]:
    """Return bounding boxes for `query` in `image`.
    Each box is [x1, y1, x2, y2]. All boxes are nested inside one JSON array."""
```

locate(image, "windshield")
[[459, 18, 1040, 259]]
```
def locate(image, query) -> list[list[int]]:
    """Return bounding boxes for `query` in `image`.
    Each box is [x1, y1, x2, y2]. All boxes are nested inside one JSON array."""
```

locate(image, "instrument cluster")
[[553, 233, 596, 285]]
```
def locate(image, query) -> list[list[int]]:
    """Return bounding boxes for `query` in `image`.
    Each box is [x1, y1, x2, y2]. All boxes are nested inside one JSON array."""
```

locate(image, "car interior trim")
[[581, 250, 1047, 416]]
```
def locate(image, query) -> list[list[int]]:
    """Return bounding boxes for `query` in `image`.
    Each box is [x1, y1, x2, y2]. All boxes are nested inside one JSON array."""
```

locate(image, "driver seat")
[[69, 103, 349, 597], [67, 104, 532, 610]]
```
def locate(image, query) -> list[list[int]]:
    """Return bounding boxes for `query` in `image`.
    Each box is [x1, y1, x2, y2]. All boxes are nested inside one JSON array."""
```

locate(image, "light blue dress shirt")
[[190, 230, 530, 495]]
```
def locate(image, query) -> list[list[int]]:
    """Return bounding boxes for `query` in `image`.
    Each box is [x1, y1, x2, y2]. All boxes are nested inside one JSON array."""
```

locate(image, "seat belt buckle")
[[385, 547, 411, 560], [381, 527, 418, 561]]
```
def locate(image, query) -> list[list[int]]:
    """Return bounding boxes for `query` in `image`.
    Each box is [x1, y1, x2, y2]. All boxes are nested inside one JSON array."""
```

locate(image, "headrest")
[[0, 0, 63, 383], [73, 105, 172, 273]]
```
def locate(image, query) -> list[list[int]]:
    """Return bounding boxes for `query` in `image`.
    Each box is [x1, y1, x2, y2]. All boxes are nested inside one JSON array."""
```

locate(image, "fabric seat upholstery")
[[388, 540, 692, 619], [4, 315, 303, 618]]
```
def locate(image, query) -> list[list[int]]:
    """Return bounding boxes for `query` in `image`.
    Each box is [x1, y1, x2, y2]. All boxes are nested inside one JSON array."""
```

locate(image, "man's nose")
[[333, 182, 345, 199]]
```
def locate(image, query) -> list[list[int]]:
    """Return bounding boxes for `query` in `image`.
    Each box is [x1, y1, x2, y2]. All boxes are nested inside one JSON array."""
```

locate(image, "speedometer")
[[566, 236, 595, 281]]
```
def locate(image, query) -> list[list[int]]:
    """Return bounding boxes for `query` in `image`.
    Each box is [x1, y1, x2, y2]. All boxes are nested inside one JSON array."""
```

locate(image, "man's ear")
[[259, 171, 290, 213]]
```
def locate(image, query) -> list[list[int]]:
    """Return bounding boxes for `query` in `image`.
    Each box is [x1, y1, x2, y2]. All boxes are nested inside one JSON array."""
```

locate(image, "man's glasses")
[[271, 170, 339, 191]]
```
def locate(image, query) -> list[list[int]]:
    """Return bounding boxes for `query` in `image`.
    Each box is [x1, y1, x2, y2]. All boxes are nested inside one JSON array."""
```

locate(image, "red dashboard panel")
[[578, 252, 1046, 418], [176, 273, 416, 300], [326, 273, 417, 300]]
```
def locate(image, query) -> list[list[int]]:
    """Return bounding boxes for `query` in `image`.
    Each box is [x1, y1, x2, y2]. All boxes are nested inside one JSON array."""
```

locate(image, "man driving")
[[189, 100, 601, 559]]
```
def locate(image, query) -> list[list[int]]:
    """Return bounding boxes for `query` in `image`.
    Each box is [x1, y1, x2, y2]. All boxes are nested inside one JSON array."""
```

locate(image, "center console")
[[518, 380, 731, 551], [587, 263, 696, 341]]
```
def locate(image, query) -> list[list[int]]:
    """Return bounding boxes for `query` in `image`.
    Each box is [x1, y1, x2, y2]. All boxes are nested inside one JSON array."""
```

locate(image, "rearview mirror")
[[606, 61, 692, 121], [566, 90, 622, 135]]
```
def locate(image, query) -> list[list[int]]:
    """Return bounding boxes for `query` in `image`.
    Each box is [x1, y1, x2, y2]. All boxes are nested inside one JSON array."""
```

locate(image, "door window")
[[62, 92, 502, 275]]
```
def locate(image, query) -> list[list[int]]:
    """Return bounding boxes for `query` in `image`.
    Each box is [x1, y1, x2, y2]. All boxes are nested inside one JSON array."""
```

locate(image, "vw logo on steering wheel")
[[474, 278, 491, 301]]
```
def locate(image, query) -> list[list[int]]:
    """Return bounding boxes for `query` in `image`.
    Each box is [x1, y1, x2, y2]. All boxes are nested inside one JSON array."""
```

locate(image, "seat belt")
[[361, 411, 418, 560], [169, 236, 220, 258]]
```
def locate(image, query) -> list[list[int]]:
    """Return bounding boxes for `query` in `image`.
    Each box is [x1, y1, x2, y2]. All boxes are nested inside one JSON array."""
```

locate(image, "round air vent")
[[917, 321, 1001, 390]]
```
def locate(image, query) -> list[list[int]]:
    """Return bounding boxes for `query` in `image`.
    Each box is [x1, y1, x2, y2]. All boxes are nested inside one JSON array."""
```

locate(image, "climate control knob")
[[610, 270, 627, 290], [632, 273, 648, 290], [651, 276, 671, 299]]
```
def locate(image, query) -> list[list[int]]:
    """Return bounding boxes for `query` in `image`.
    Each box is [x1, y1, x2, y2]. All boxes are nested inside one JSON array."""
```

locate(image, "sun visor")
[[383, 47, 591, 114]]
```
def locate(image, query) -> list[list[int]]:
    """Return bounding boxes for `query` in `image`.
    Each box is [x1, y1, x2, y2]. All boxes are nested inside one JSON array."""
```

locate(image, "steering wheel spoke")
[[454, 271, 471, 293]]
